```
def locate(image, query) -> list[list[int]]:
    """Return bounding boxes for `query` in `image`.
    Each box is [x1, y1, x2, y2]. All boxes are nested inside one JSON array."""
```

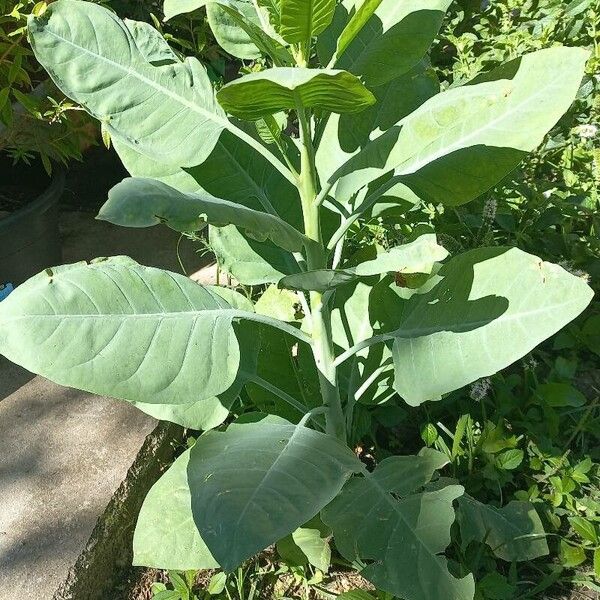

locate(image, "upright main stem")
[[296, 102, 346, 442]]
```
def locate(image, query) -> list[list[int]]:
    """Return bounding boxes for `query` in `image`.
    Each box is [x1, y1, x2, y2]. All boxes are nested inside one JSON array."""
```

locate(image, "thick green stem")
[[296, 101, 346, 442]]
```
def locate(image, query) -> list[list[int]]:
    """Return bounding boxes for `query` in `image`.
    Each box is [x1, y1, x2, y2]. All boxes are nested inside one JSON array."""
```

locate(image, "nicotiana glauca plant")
[[0, 0, 594, 598]]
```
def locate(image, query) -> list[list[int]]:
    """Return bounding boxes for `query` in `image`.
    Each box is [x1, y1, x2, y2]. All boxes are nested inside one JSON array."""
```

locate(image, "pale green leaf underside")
[[322, 460, 474, 600], [187, 419, 363, 571], [279, 234, 447, 292], [134, 448, 219, 570], [334, 47, 589, 205], [391, 247, 593, 405], [457, 496, 549, 562], [279, 0, 336, 44], [0, 259, 242, 406], [28, 0, 227, 167], [217, 67, 375, 121], [100, 177, 309, 253]]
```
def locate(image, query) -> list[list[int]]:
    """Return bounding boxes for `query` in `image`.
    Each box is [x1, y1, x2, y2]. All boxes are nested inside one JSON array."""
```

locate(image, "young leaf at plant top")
[[216, 68, 375, 121]]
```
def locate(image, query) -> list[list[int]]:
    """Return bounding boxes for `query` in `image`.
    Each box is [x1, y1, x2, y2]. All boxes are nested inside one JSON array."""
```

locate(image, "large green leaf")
[[186, 128, 303, 229], [279, 234, 447, 292], [0, 258, 245, 405], [457, 496, 549, 562], [315, 59, 439, 187], [278, 0, 336, 45], [100, 177, 309, 253], [187, 419, 363, 571], [28, 0, 227, 167], [322, 453, 474, 600], [134, 448, 219, 570], [390, 247, 593, 406], [333, 47, 589, 206], [318, 0, 451, 86], [132, 320, 260, 429], [217, 68, 375, 121]]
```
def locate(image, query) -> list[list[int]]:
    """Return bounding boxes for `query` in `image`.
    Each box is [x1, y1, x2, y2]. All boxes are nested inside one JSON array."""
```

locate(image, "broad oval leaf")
[[319, 0, 452, 86], [279, 0, 336, 45], [333, 47, 590, 205], [187, 419, 363, 571], [391, 247, 594, 406], [100, 177, 310, 253], [0, 258, 242, 405], [456, 495, 549, 562], [28, 0, 227, 167], [134, 448, 219, 570], [217, 67, 375, 121], [322, 457, 474, 600]]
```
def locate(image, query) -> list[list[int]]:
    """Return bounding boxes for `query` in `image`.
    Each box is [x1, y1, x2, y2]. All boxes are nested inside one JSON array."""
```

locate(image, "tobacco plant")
[[0, 0, 595, 597]]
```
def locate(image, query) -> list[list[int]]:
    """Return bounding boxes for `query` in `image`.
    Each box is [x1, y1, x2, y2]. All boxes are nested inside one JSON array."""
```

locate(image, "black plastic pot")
[[0, 160, 65, 286]]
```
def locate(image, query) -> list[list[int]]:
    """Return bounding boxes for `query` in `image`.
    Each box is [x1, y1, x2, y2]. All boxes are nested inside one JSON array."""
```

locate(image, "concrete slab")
[[0, 362, 157, 599], [60, 211, 203, 274]]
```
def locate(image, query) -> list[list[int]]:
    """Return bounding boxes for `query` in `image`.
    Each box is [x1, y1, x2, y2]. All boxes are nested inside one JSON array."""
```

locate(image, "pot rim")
[[0, 163, 66, 229]]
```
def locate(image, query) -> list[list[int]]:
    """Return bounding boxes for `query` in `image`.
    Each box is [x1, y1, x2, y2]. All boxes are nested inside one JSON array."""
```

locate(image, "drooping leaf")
[[28, 0, 227, 167], [333, 47, 590, 206], [279, 234, 447, 292], [211, 225, 301, 285], [186, 419, 363, 571], [322, 456, 474, 600], [100, 177, 310, 253], [217, 67, 375, 121], [389, 247, 593, 406], [134, 448, 219, 570], [0, 258, 245, 406], [165, 1, 291, 62], [279, 0, 336, 45], [456, 496, 549, 562], [319, 0, 452, 86]]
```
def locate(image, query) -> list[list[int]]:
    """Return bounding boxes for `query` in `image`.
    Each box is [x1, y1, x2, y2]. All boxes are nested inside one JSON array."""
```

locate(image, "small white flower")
[[470, 378, 491, 402], [574, 124, 598, 139], [482, 198, 497, 221], [543, 190, 553, 199]]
